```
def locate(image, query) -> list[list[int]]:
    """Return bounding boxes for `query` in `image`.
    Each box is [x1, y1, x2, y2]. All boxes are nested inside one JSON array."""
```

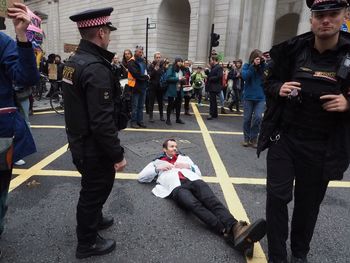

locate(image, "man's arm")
[[2, 3, 39, 85], [82, 64, 124, 164], [127, 60, 148, 81], [138, 162, 158, 183], [208, 66, 223, 82], [175, 156, 202, 176]]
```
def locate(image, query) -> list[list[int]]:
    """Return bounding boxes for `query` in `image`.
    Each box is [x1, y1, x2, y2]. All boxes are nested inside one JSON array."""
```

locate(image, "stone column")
[[297, 0, 311, 35], [259, 0, 277, 52], [224, 0, 243, 61], [239, 0, 253, 61], [195, 0, 211, 65]]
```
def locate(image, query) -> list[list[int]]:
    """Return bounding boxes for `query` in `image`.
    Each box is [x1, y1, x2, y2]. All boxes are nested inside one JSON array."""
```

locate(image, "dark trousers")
[[167, 92, 182, 121], [184, 95, 191, 113], [148, 87, 164, 118], [73, 157, 115, 245], [194, 88, 202, 104], [0, 170, 11, 236], [171, 179, 237, 234], [228, 89, 240, 111], [266, 134, 329, 261], [209, 91, 219, 117]]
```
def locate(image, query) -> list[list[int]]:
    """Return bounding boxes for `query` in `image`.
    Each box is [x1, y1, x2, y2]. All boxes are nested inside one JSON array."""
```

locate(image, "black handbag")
[[0, 137, 14, 171]]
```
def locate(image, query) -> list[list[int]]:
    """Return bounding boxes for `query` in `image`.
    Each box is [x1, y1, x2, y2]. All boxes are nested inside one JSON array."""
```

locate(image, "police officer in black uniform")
[[258, 1, 350, 262], [62, 7, 127, 259]]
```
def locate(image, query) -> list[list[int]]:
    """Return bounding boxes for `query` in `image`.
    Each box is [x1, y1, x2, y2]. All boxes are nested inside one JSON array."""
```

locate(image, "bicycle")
[[49, 80, 64, 115], [32, 73, 49, 100]]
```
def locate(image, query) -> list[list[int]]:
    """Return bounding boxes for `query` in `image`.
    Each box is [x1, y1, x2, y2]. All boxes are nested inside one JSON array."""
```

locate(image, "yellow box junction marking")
[[191, 102, 267, 263], [11, 168, 350, 188], [30, 125, 243, 136], [9, 144, 68, 192]]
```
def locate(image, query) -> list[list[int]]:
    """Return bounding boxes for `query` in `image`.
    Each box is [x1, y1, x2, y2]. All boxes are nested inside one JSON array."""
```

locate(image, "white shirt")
[[138, 155, 202, 198]]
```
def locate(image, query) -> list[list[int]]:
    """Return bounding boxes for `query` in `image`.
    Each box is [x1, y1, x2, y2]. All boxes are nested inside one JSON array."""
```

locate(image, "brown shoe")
[[250, 139, 258, 148], [242, 141, 250, 147], [232, 219, 266, 252], [221, 107, 226, 114]]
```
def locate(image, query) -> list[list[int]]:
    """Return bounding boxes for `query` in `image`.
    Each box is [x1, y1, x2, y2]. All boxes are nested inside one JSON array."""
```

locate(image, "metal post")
[[208, 23, 214, 63], [146, 17, 149, 65]]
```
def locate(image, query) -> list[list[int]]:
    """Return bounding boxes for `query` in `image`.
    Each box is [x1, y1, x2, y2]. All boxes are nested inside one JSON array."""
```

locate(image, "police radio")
[[337, 53, 350, 80]]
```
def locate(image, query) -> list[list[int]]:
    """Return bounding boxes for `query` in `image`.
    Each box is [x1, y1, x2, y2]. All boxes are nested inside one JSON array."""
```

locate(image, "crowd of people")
[[1, 0, 350, 263], [109, 48, 247, 128]]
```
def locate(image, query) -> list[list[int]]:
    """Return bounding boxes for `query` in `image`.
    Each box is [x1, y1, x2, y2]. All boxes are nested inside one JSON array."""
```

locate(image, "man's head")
[[307, 0, 348, 11], [153, 52, 162, 63], [55, 55, 61, 64], [210, 56, 219, 66], [308, 0, 348, 39], [70, 7, 117, 50], [184, 60, 190, 68], [234, 59, 243, 69], [196, 66, 202, 73], [134, 45, 144, 59], [162, 139, 178, 157]]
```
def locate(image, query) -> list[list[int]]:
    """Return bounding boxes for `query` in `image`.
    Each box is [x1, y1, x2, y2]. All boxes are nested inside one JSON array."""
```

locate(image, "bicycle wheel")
[[50, 91, 64, 115]]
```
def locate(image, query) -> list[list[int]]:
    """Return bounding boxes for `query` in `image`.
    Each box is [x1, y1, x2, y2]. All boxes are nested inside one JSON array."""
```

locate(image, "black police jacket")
[[207, 63, 223, 93], [62, 39, 124, 163], [257, 31, 350, 181]]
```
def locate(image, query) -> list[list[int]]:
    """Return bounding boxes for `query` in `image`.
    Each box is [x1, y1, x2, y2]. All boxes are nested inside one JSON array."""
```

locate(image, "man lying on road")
[[138, 139, 266, 258]]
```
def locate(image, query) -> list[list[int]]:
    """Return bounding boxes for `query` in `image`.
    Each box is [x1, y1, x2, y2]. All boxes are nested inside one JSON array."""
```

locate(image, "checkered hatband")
[[76, 16, 110, 28]]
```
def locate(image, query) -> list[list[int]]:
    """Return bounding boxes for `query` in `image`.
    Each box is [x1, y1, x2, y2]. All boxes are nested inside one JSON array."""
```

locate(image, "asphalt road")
[[1, 103, 349, 263]]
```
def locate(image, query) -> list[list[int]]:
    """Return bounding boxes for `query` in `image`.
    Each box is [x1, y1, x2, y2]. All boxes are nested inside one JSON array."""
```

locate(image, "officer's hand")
[[279, 82, 301, 97], [174, 162, 191, 169], [156, 163, 174, 172], [7, 3, 30, 42], [114, 158, 127, 172], [320, 94, 350, 112]]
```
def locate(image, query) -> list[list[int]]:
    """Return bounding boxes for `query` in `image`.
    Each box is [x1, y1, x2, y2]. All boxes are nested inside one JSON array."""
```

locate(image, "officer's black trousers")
[[73, 157, 115, 245], [171, 179, 237, 234], [266, 134, 329, 261], [148, 87, 164, 118]]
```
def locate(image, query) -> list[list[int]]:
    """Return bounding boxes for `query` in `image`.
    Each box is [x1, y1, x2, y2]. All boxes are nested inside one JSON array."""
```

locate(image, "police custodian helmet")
[[306, 0, 349, 11], [69, 7, 117, 31]]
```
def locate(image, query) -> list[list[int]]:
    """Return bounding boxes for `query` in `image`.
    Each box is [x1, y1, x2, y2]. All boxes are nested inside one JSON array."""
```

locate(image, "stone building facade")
[[5, 0, 311, 64]]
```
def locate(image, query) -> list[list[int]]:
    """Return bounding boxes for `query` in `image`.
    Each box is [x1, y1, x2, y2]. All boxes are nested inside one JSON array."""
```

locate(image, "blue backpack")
[[159, 69, 169, 90]]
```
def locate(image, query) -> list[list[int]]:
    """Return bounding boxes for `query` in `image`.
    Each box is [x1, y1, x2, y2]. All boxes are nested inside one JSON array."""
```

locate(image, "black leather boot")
[[98, 216, 114, 230], [76, 234, 116, 259]]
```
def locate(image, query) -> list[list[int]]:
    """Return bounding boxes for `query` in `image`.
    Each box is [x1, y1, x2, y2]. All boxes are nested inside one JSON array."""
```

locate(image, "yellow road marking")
[[31, 125, 66, 129], [12, 168, 350, 188], [192, 102, 267, 263], [12, 169, 220, 183], [30, 125, 243, 135], [33, 109, 241, 117], [9, 144, 68, 192]]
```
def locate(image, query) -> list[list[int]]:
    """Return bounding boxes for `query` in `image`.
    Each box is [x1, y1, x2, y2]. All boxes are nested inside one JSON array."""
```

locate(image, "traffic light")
[[211, 33, 220, 47]]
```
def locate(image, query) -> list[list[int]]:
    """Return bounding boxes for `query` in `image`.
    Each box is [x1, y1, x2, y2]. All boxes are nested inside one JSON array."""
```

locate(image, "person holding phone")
[[0, 2, 39, 258]]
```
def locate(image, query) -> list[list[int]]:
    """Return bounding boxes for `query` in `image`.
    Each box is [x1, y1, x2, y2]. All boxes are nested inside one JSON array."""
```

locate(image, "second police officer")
[[62, 7, 127, 259], [258, 0, 350, 262]]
